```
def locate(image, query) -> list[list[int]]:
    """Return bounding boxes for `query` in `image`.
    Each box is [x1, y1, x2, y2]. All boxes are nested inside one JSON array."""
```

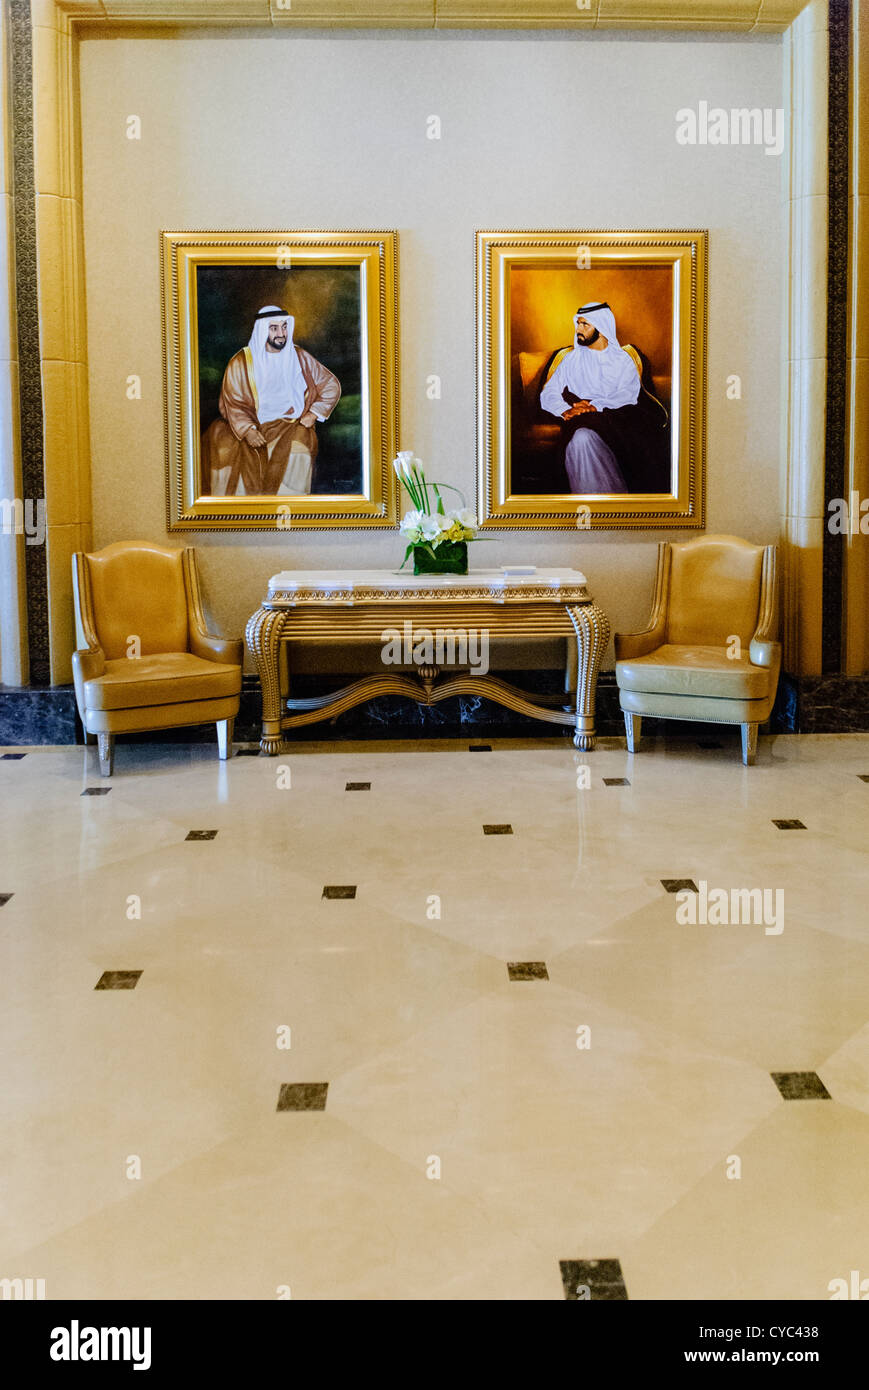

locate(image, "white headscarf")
[[573, 301, 620, 349], [247, 306, 307, 423]]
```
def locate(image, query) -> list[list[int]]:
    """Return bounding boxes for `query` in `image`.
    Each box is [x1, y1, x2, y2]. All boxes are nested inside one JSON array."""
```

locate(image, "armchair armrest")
[[71, 646, 106, 720], [749, 637, 780, 669], [749, 545, 779, 669], [614, 541, 670, 664], [182, 547, 243, 668], [615, 628, 664, 661], [189, 631, 244, 667]]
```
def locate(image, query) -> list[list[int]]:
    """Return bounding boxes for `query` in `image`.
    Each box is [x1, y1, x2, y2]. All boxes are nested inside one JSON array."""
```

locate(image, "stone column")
[[781, 0, 829, 675], [32, 0, 94, 685]]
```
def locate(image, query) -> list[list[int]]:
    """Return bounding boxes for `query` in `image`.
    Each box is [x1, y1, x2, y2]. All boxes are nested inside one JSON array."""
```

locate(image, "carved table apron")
[[245, 568, 610, 753]]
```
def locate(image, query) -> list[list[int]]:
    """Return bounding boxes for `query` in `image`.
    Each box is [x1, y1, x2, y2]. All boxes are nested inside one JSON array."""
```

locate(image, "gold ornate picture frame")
[[162, 230, 399, 531], [476, 229, 707, 530]]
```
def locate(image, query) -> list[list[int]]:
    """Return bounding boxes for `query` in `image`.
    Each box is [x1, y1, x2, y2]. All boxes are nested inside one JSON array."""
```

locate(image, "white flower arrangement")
[[393, 452, 481, 568]]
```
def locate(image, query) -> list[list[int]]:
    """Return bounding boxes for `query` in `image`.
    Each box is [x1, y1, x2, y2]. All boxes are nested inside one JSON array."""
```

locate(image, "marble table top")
[[265, 567, 590, 604]]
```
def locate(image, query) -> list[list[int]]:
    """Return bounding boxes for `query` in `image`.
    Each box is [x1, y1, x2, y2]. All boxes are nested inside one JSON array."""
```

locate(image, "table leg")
[[567, 601, 611, 750], [245, 606, 289, 754], [564, 632, 578, 711]]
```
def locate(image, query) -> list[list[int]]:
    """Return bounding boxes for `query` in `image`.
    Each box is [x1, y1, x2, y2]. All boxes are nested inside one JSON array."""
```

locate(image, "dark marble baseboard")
[[0, 685, 78, 745], [771, 672, 799, 734], [787, 674, 869, 734], [2, 671, 869, 746], [119, 672, 587, 745]]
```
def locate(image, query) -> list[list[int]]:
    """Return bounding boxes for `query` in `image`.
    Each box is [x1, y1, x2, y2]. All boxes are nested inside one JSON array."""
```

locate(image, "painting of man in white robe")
[[196, 264, 363, 498], [509, 265, 673, 496]]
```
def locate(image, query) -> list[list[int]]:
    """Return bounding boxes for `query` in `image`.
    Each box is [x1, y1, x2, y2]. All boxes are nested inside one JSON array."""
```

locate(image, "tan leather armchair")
[[615, 535, 780, 766], [72, 541, 243, 776]]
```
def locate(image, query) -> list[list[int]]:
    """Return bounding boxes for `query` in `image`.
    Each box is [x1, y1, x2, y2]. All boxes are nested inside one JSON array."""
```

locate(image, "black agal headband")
[[576, 302, 610, 316], [255, 308, 289, 320]]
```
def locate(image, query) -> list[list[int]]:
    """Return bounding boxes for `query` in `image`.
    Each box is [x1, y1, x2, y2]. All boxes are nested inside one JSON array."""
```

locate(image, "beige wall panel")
[[45, 520, 82, 683], [35, 193, 86, 363], [756, 0, 813, 26], [786, 511, 824, 672], [272, 0, 434, 23], [435, 1, 596, 26], [78, 29, 785, 670], [1, 0, 26, 686], [844, 354, 869, 674], [100, 1, 269, 17], [786, 356, 827, 519], [799, 0, 830, 35], [32, 20, 74, 197], [73, 360, 92, 523], [42, 359, 90, 526], [0, 359, 28, 685], [30, 0, 63, 27], [596, 21, 755, 31], [789, 193, 829, 363], [52, 2, 108, 16], [34, 1, 107, 32], [789, 18, 829, 200], [35, 193, 73, 360], [598, 0, 755, 24]]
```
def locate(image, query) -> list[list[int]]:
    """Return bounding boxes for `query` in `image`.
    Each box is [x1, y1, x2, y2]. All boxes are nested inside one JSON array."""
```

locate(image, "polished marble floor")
[[1, 731, 868, 1301]]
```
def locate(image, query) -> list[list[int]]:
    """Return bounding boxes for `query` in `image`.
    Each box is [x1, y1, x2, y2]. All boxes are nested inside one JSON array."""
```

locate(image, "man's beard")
[[267, 338, 287, 351], [579, 327, 599, 346]]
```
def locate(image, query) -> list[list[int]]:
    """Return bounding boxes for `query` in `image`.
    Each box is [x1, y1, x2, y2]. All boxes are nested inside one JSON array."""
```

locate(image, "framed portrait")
[[161, 230, 399, 530], [476, 229, 707, 529]]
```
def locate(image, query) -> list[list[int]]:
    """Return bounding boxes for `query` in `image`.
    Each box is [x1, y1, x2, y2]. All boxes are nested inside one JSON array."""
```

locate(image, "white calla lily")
[[394, 452, 481, 567], [399, 509, 425, 541]]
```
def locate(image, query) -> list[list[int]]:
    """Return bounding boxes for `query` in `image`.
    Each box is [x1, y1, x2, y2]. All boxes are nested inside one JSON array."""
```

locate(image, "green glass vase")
[[412, 541, 468, 576]]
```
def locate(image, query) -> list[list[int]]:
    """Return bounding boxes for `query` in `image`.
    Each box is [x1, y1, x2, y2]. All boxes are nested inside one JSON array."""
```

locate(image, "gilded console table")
[[245, 568, 610, 754]]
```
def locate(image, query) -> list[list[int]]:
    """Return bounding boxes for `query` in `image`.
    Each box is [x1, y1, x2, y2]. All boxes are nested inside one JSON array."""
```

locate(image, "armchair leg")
[[741, 722, 758, 766], [624, 711, 642, 753], [97, 732, 114, 778], [217, 718, 234, 760]]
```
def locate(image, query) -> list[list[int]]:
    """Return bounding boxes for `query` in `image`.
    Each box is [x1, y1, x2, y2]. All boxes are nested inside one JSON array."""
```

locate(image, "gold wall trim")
[[47, 0, 812, 30]]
